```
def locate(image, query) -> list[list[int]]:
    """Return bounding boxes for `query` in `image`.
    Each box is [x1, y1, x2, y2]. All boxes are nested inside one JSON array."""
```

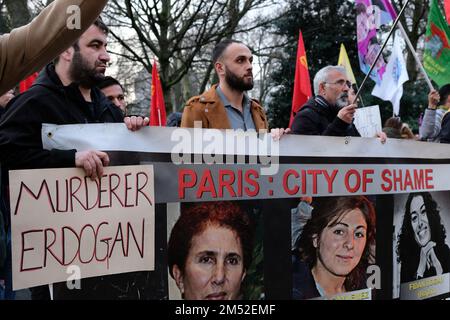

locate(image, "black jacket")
[[0, 63, 123, 170], [291, 97, 360, 137], [0, 64, 123, 299], [439, 113, 450, 144], [292, 254, 320, 300]]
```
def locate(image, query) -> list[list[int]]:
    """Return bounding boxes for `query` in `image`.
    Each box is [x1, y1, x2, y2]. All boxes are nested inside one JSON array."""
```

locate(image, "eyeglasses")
[[325, 79, 352, 89]]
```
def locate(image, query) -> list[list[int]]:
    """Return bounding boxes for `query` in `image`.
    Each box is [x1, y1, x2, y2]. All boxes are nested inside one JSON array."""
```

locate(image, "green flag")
[[424, 0, 450, 87]]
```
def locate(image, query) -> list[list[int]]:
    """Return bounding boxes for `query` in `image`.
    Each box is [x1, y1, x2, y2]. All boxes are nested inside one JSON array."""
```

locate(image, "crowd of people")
[[0, 0, 449, 301]]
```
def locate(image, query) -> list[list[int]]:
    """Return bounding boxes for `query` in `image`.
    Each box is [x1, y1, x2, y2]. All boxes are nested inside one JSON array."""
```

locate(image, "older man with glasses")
[[291, 65, 361, 137]]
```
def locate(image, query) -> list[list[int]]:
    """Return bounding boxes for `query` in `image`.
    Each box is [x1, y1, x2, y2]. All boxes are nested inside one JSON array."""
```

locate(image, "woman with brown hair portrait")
[[168, 201, 254, 300], [292, 196, 376, 299]]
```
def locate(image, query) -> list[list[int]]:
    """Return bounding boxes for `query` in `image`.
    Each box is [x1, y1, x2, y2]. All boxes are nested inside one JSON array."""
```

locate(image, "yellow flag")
[[338, 44, 357, 84]]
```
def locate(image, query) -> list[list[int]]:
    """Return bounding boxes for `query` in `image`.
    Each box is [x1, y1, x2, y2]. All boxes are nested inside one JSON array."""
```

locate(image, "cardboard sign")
[[9, 165, 155, 290], [354, 105, 382, 138]]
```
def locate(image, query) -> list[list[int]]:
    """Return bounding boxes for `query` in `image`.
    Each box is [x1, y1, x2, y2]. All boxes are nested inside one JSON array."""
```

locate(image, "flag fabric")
[[424, 0, 450, 87], [19, 73, 38, 93], [372, 34, 409, 116], [149, 61, 167, 126], [356, 0, 396, 84], [445, 0, 450, 24], [289, 30, 312, 128], [338, 44, 357, 84]]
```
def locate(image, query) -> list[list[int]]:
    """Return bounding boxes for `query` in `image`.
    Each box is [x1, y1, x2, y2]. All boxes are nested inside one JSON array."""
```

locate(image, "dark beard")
[[69, 51, 105, 88], [225, 68, 254, 92]]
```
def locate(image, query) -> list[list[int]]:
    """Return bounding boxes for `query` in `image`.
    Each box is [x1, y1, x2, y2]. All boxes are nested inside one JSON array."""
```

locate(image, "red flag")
[[19, 73, 38, 93], [289, 30, 312, 128], [445, 0, 450, 24], [149, 61, 167, 126]]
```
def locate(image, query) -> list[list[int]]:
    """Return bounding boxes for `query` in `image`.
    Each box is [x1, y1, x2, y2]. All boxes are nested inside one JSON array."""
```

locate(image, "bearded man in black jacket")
[[291, 65, 361, 137], [0, 18, 148, 300]]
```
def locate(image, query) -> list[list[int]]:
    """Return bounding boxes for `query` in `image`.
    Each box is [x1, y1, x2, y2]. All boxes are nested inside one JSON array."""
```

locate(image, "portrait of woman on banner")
[[168, 201, 255, 300], [396, 192, 450, 283], [292, 196, 376, 300]]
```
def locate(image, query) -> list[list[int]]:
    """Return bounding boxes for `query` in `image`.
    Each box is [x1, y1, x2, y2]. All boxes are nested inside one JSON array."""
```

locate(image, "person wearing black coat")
[[291, 65, 360, 137]]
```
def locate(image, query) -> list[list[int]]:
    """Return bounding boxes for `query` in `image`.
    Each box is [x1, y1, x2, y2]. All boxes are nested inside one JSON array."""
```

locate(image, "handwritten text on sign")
[[9, 165, 155, 290]]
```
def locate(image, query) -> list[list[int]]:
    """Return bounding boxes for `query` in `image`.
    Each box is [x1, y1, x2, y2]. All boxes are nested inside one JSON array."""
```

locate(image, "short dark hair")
[[168, 201, 254, 279], [54, 17, 109, 64], [97, 76, 123, 91], [439, 84, 450, 106], [212, 39, 244, 64]]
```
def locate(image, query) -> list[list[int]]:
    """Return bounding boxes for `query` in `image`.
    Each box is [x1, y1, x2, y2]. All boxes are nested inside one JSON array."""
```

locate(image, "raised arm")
[[0, 0, 108, 95]]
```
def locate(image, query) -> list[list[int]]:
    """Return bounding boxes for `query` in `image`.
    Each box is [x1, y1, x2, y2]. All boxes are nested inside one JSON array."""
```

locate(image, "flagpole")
[[397, 23, 434, 91], [354, 0, 411, 104]]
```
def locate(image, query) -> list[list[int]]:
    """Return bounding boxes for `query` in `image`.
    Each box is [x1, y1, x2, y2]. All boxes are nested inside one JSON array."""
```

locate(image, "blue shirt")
[[216, 86, 256, 131]]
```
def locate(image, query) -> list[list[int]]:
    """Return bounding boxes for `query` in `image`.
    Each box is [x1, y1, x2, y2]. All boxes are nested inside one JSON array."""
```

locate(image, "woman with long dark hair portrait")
[[397, 192, 450, 282], [292, 196, 376, 299]]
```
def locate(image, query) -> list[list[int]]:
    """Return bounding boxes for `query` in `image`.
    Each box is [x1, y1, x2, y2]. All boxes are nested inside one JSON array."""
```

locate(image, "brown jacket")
[[181, 84, 268, 131], [0, 0, 108, 95]]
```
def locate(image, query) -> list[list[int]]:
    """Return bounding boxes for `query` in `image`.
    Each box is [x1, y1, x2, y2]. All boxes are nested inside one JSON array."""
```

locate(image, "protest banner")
[[8, 123, 450, 300]]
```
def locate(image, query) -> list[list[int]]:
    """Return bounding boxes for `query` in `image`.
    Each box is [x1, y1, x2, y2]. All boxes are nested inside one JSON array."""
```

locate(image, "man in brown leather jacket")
[[181, 39, 268, 131], [0, 0, 109, 95]]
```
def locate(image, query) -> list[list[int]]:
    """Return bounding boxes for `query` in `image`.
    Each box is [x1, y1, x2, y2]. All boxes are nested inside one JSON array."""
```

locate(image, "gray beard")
[[336, 93, 349, 109]]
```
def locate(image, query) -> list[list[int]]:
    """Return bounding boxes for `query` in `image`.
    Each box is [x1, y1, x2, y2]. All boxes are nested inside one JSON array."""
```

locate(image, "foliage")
[[266, 0, 437, 132]]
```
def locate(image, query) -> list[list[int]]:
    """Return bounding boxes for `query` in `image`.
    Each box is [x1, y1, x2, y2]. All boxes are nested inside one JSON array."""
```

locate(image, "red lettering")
[[109, 223, 126, 257], [178, 169, 197, 199], [20, 230, 44, 272], [425, 169, 434, 189], [55, 179, 68, 213], [245, 170, 260, 197], [307, 170, 321, 195], [403, 170, 413, 191], [323, 169, 338, 193], [362, 169, 374, 192], [85, 176, 100, 210], [414, 169, 425, 190], [62, 226, 80, 266], [14, 180, 55, 216], [237, 169, 243, 197], [124, 173, 134, 207], [98, 174, 109, 209], [392, 169, 402, 192], [78, 225, 96, 264], [109, 173, 124, 207], [44, 228, 64, 267], [126, 220, 145, 258], [218, 170, 236, 198], [196, 170, 217, 199], [283, 169, 299, 196], [136, 172, 153, 206], [302, 170, 307, 194], [95, 222, 110, 263], [345, 169, 361, 193], [70, 177, 86, 211]]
